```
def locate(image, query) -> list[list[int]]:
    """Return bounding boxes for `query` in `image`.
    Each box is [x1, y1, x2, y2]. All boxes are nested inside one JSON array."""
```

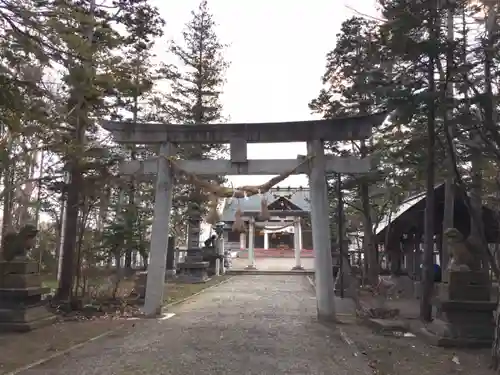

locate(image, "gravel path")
[[21, 275, 372, 375]]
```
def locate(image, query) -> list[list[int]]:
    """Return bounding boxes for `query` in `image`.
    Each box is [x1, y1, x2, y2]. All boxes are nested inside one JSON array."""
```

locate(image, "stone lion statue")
[[444, 228, 479, 271], [1, 224, 38, 262]]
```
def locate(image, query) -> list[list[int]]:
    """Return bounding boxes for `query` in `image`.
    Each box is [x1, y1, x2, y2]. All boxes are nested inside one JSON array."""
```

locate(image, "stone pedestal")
[[206, 249, 216, 275], [422, 271, 496, 347], [201, 246, 222, 276], [177, 248, 210, 283], [0, 261, 55, 332]]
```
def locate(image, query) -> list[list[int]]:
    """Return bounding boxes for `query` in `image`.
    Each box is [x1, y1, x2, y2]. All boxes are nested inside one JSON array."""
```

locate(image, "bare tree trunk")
[[17, 154, 37, 227], [441, 3, 455, 272], [125, 58, 141, 270], [56, 172, 70, 282], [34, 150, 44, 228], [56, 0, 96, 301], [360, 140, 378, 285], [420, 0, 437, 322], [472, 4, 495, 267], [125, 157, 135, 270], [36, 150, 45, 268], [478, 2, 500, 369], [2, 136, 14, 239]]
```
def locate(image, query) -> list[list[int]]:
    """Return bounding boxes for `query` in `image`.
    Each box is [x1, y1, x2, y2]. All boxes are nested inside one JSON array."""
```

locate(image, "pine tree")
[[54, 0, 165, 300], [309, 16, 399, 285], [160, 0, 229, 247], [106, 14, 164, 270]]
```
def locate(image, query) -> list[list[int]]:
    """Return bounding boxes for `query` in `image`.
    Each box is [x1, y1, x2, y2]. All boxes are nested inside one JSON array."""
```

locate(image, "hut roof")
[[375, 183, 500, 243]]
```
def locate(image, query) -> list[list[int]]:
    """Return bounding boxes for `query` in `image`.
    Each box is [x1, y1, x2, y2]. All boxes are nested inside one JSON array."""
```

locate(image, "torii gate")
[[101, 113, 385, 319]]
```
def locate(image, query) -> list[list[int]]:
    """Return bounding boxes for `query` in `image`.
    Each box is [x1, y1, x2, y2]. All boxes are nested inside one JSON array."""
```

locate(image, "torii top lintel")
[[100, 112, 386, 144]]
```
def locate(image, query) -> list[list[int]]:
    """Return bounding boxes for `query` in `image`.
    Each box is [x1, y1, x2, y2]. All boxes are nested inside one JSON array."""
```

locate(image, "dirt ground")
[[0, 275, 231, 375], [307, 274, 496, 374], [340, 319, 494, 375], [341, 291, 496, 375]]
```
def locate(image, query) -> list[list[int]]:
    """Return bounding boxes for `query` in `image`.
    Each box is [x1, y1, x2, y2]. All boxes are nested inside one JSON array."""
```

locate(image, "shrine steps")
[[237, 248, 314, 258], [227, 269, 314, 276]]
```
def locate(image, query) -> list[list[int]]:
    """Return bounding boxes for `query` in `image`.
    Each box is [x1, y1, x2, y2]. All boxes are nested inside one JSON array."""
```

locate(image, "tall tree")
[[420, 0, 438, 322], [160, 0, 229, 246], [377, 0, 449, 320], [309, 16, 402, 285], [107, 15, 164, 270], [55, 0, 164, 300]]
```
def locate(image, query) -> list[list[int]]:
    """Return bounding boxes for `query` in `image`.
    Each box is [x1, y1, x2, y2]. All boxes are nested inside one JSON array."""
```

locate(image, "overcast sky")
[[149, 0, 379, 187]]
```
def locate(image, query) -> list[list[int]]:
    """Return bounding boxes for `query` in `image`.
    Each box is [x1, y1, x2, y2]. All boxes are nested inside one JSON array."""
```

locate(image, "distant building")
[[219, 187, 312, 251]]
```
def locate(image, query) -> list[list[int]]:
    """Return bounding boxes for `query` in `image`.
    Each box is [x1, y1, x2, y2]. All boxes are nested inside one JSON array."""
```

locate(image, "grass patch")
[[41, 272, 232, 305], [42, 278, 58, 290], [163, 275, 232, 304]]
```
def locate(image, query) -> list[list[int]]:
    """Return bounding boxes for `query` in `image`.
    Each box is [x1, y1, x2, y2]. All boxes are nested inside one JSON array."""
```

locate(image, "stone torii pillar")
[[297, 219, 303, 252], [239, 232, 246, 250], [246, 217, 257, 269], [308, 140, 336, 321], [144, 143, 175, 316], [292, 218, 303, 270], [264, 231, 269, 250]]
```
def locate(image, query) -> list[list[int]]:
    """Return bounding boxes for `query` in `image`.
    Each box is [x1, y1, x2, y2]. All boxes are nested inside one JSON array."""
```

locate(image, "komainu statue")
[[1, 224, 38, 262], [444, 228, 480, 271]]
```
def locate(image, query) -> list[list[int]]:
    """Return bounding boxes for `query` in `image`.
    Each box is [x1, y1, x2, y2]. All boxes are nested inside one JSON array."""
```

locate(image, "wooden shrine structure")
[[375, 183, 500, 277], [220, 187, 312, 270], [101, 113, 386, 319]]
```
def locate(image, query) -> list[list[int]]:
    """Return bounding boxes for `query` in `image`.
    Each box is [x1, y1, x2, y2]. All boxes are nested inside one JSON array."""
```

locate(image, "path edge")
[[306, 274, 316, 291], [305, 274, 363, 358], [3, 329, 118, 375], [4, 275, 233, 375]]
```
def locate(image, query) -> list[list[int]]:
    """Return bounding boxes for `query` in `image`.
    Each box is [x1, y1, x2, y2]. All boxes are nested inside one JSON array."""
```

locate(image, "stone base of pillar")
[[292, 265, 304, 270], [165, 269, 176, 278], [245, 265, 257, 270], [317, 313, 338, 323]]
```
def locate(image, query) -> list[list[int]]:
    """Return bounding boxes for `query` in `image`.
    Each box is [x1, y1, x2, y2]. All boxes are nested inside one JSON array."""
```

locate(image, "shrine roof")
[[220, 188, 310, 222]]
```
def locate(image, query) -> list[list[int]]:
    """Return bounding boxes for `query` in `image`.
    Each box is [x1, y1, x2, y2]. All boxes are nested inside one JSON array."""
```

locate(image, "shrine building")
[[219, 187, 313, 253]]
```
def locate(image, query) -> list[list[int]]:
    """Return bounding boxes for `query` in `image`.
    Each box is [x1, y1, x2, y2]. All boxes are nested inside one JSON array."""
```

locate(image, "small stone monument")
[[133, 271, 147, 301], [422, 229, 496, 347], [0, 225, 55, 332], [201, 246, 224, 276], [177, 248, 210, 283]]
